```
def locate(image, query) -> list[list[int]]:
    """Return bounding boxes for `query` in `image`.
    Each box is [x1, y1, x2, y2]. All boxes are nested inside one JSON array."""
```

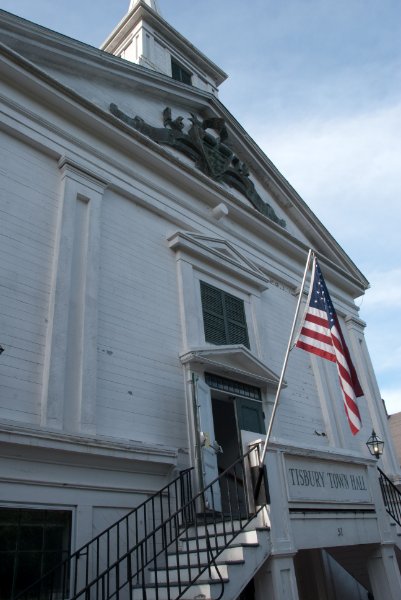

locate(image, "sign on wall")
[[284, 455, 372, 504]]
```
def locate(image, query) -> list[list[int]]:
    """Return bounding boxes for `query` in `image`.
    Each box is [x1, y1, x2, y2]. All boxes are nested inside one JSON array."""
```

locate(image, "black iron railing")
[[13, 445, 267, 600], [164, 444, 267, 600], [378, 467, 401, 527], [13, 468, 193, 600]]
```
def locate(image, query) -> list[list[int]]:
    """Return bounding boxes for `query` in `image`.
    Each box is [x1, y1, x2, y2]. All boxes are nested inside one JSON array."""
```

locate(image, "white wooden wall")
[[0, 131, 59, 424], [0, 125, 386, 458]]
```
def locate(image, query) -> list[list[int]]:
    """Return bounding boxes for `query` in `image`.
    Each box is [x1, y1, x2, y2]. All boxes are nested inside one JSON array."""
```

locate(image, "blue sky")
[[1, 0, 400, 415]]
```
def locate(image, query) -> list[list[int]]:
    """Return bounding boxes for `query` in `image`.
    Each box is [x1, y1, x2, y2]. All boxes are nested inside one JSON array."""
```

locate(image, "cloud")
[[365, 331, 401, 374], [244, 101, 401, 268], [381, 387, 401, 416], [242, 102, 401, 421], [362, 269, 401, 309], [357, 269, 401, 385]]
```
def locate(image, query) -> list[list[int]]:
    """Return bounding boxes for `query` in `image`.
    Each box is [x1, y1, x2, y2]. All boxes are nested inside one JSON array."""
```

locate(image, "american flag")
[[295, 257, 363, 435]]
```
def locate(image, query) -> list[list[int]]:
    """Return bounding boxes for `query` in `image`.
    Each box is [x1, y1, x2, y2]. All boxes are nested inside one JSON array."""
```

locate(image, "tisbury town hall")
[[0, 2, 401, 599]]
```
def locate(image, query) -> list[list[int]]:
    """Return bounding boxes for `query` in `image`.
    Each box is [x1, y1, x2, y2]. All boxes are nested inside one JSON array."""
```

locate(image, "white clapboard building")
[[1, 2, 401, 599]]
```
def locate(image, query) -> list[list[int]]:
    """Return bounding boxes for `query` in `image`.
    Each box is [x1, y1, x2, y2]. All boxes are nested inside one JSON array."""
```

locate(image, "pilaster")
[[367, 544, 401, 600], [41, 158, 107, 434], [345, 314, 400, 479], [254, 554, 300, 600]]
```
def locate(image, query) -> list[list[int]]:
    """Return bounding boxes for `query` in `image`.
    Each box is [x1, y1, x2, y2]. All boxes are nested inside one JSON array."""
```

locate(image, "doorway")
[[195, 372, 265, 517]]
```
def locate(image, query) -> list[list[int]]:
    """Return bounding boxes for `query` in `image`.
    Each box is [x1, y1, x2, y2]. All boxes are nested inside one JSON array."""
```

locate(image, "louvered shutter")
[[200, 282, 226, 345], [200, 281, 250, 348], [224, 293, 249, 347]]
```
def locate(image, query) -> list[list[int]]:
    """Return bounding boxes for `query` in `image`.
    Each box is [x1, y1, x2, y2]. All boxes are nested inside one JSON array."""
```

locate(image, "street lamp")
[[366, 430, 384, 459]]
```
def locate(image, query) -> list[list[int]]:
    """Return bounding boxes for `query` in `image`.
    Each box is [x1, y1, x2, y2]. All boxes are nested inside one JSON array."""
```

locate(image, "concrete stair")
[[133, 514, 271, 600]]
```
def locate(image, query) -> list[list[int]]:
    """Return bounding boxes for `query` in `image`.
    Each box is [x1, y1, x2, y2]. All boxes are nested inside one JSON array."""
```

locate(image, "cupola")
[[101, 0, 227, 96]]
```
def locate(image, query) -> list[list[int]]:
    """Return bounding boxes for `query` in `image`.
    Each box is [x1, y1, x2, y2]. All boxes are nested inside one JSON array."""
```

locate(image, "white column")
[[345, 314, 400, 479], [41, 158, 106, 434], [255, 451, 299, 598], [174, 259, 200, 351], [254, 554, 300, 600], [367, 544, 401, 600], [365, 462, 401, 599]]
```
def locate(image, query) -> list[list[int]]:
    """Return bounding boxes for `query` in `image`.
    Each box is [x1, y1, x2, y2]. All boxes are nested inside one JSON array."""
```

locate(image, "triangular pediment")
[[180, 345, 285, 389], [200, 236, 255, 268], [0, 9, 369, 294], [168, 231, 270, 291]]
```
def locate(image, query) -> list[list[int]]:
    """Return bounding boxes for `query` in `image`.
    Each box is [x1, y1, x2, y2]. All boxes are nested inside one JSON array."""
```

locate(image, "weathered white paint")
[[41, 158, 106, 433], [1, 6, 401, 599], [0, 131, 59, 424]]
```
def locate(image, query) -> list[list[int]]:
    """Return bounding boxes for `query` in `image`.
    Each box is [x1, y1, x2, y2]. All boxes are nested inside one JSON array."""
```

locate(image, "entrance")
[[195, 373, 265, 516]]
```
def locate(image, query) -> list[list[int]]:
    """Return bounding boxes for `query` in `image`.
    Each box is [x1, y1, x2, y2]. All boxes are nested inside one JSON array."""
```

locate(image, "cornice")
[[0, 421, 178, 467], [0, 41, 368, 299], [0, 10, 369, 291]]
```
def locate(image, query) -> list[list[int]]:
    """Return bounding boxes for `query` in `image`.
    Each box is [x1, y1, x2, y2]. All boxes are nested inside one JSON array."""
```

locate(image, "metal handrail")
[[158, 445, 266, 600], [378, 467, 401, 527], [13, 445, 268, 600], [13, 467, 193, 600]]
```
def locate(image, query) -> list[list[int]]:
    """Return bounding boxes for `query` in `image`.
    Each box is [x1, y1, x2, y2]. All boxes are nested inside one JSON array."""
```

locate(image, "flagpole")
[[259, 248, 314, 467]]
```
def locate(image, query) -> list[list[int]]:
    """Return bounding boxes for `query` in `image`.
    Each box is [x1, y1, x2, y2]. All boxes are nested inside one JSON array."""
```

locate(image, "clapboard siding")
[[261, 282, 329, 445], [96, 191, 185, 447], [0, 132, 59, 424]]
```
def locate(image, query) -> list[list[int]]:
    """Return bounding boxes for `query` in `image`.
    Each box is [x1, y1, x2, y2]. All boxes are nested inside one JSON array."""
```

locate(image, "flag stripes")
[[295, 257, 363, 435]]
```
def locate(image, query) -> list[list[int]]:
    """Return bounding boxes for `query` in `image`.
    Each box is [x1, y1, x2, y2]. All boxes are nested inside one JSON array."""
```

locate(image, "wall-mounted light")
[[366, 430, 384, 459]]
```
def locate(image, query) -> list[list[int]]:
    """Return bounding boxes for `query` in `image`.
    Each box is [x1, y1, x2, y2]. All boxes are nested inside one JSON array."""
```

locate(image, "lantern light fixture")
[[366, 430, 384, 459]]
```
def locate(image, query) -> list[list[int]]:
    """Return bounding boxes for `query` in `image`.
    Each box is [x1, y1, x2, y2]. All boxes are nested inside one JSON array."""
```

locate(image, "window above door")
[[200, 281, 250, 348], [168, 231, 269, 353]]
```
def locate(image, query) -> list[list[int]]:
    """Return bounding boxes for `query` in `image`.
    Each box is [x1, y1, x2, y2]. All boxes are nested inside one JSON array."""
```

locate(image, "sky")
[[1, 0, 400, 415]]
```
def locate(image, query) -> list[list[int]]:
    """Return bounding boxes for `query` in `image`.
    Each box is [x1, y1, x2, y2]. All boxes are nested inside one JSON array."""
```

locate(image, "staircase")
[[138, 516, 270, 600], [13, 445, 270, 600]]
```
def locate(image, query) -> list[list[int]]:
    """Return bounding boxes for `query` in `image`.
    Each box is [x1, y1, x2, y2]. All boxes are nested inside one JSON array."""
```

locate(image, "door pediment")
[[168, 231, 269, 291], [180, 345, 285, 389]]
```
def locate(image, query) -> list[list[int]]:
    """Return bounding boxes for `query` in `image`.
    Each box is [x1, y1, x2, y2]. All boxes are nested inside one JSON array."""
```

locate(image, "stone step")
[[182, 513, 267, 538], [132, 524, 271, 600], [166, 543, 247, 567], [132, 580, 226, 600], [149, 562, 230, 584], [183, 519, 247, 538], [180, 529, 260, 552]]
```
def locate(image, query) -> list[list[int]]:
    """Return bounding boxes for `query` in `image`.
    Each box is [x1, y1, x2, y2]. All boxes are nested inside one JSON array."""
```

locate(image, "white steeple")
[[129, 0, 160, 13], [101, 0, 227, 96]]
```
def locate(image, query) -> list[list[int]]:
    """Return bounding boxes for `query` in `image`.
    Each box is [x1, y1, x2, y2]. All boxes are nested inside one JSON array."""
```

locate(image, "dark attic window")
[[200, 281, 250, 348], [171, 58, 192, 85]]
